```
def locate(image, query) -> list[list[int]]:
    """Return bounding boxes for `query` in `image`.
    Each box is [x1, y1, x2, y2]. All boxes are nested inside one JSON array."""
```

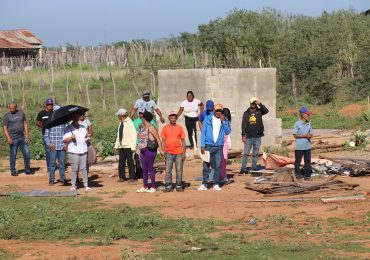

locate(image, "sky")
[[0, 0, 368, 47]]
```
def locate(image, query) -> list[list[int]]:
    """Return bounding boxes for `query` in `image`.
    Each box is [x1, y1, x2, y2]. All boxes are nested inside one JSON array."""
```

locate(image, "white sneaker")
[[147, 188, 157, 193], [70, 186, 76, 191], [137, 187, 149, 193], [198, 184, 208, 191], [85, 187, 92, 192], [212, 185, 222, 191]]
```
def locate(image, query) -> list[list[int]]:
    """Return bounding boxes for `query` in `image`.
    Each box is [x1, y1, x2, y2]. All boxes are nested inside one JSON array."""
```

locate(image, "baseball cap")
[[215, 103, 224, 111], [142, 90, 150, 97], [45, 98, 54, 105], [299, 107, 313, 115], [205, 100, 214, 110], [250, 97, 258, 104], [115, 108, 128, 116], [168, 111, 178, 117]]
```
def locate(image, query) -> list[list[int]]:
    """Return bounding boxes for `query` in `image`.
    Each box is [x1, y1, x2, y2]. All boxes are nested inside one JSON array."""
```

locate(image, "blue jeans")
[[241, 137, 261, 171], [9, 136, 30, 174], [49, 150, 66, 182], [165, 152, 183, 188], [202, 145, 223, 185], [43, 139, 51, 172]]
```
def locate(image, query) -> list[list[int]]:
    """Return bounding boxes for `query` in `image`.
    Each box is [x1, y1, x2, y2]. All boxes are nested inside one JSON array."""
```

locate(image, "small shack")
[[0, 29, 43, 58], [158, 68, 282, 150]]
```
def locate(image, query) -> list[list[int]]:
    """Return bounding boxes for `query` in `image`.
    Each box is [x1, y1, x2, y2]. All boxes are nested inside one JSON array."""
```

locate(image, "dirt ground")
[[0, 131, 369, 259]]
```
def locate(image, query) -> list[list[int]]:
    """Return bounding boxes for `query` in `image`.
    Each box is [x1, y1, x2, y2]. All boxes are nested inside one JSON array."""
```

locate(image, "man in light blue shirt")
[[293, 107, 313, 180]]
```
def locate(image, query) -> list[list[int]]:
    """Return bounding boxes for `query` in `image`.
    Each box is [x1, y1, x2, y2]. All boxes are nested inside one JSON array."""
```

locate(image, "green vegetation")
[[279, 110, 370, 129], [1, 196, 369, 259], [0, 249, 18, 260], [0, 9, 369, 160]]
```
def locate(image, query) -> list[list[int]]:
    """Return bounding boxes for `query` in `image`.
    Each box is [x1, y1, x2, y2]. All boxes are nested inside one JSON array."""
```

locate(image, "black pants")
[[119, 148, 135, 180], [294, 149, 312, 177], [185, 116, 198, 148]]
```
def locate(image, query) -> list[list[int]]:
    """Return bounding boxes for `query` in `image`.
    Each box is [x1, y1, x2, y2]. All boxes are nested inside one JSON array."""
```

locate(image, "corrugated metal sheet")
[[0, 29, 43, 49]]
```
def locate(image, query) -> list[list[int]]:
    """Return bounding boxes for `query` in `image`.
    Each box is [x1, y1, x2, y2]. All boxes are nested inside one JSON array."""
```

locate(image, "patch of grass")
[[327, 217, 365, 227], [1, 196, 368, 258], [157, 238, 329, 259], [120, 246, 146, 260], [264, 214, 294, 228], [0, 249, 18, 260], [0, 196, 226, 245], [110, 189, 127, 198]]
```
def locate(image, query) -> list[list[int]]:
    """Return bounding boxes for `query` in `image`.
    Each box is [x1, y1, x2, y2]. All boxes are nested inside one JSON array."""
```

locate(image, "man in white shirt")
[[199, 104, 231, 191]]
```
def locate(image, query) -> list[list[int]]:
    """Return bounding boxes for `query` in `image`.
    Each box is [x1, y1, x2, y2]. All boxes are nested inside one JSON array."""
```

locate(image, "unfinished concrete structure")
[[158, 68, 282, 149]]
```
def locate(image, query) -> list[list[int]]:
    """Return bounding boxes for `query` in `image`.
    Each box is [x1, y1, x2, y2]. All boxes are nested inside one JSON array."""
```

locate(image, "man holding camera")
[[240, 97, 269, 174]]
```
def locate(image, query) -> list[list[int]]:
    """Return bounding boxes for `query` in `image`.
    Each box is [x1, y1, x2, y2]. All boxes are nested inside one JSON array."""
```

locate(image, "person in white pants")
[[63, 113, 92, 191]]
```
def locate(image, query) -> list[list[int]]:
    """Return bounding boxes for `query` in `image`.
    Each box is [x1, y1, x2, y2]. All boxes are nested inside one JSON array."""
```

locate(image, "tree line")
[[175, 8, 370, 105]]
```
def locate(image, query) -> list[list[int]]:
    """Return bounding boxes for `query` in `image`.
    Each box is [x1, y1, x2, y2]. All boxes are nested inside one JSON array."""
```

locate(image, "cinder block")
[[158, 68, 281, 149]]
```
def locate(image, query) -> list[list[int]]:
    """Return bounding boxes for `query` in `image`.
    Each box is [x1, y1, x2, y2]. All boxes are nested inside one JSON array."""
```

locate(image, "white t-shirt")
[[181, 98, 201, 118], [63, 124, 88, 154], [212, 117, 221, 143], [79, 118, 91, 129], [134, 98, 157, 114]]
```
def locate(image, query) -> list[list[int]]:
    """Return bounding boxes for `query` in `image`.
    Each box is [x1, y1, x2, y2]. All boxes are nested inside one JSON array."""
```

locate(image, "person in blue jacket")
[[198, 100, 214, 129], [198, 103, 231, 191]]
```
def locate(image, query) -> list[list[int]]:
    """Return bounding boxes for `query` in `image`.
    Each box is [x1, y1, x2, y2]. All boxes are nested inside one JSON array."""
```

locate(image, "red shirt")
[[160, 124, 186, 155]]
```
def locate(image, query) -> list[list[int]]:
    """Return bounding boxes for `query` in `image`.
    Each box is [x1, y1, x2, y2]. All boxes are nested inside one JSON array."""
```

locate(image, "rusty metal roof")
[[0, 29, 43, 49]]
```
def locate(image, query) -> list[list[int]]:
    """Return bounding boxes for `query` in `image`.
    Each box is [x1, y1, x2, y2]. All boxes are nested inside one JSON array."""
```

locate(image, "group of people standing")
[[115, 90, 271, 193], [2, 99, 94, 191], [2, 90, 315, 192]]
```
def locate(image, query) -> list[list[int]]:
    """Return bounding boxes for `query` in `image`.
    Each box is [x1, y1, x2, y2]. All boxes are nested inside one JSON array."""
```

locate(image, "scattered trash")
[[249, 218, 257, 225], [321, 194, 367, 203], [245, 171, 358, 195], [180, 246, 219, 253], [263, 153, 295, 170]]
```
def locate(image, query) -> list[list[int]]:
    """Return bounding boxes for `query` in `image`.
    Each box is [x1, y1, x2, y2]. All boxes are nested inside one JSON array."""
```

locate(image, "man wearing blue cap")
[[293, 107, 314, 180], [36, 98, 54, 172], [199, 100, 214, 129]]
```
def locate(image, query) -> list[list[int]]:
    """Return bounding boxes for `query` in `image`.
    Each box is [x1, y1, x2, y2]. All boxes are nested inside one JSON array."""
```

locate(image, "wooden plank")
[[218, 197, 316, 203], [321, 194, 367, 203]]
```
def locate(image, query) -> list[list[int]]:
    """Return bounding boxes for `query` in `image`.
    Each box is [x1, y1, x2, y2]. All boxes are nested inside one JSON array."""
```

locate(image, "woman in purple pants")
[[137, 111, 164, 193]]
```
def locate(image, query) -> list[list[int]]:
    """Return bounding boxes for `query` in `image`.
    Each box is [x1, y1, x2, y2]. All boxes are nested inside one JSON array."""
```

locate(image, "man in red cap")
[[160, 111, 186, 192], [293, 107, 314, 180]]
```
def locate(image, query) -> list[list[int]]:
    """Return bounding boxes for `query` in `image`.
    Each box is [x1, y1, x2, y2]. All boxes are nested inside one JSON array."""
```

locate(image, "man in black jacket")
[[240, 97, 269, 174]]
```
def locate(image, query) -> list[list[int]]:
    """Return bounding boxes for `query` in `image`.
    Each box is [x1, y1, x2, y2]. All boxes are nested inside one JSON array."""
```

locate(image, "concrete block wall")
[[158, 68, 282, 149]]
